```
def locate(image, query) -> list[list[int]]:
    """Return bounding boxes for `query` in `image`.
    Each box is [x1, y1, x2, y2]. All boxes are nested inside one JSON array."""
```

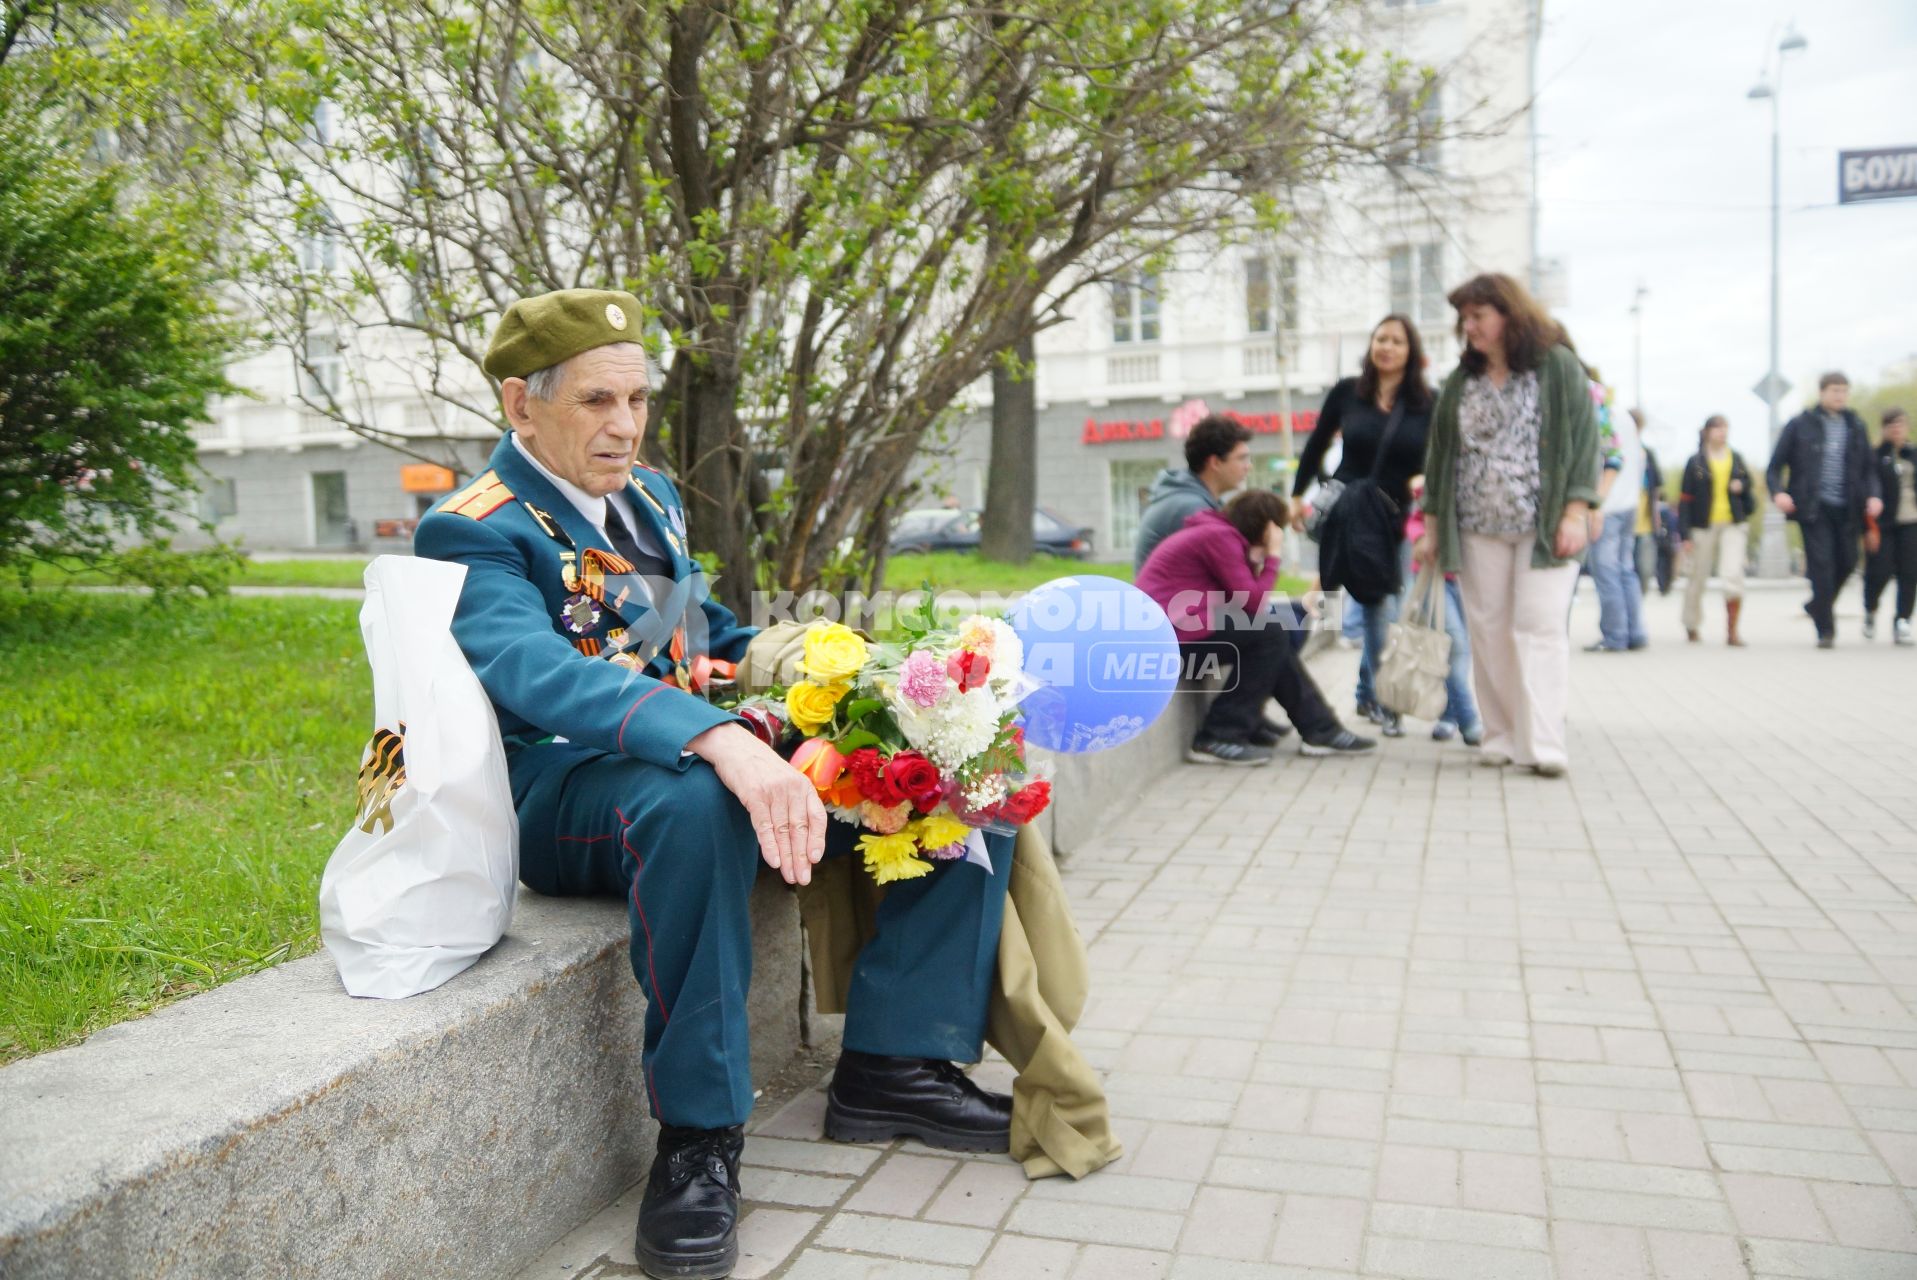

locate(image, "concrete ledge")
[[0, 875, 800, 1280]]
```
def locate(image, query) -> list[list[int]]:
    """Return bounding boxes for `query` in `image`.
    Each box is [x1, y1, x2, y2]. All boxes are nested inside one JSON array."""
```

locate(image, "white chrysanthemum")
[[895, 684, 1002, 770]]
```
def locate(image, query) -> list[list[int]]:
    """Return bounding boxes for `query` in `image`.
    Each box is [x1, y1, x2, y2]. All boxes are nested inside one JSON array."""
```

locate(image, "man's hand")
[[1774, 492, 1796, 516], [688, 723, 826, 886], [1867, 496, 1884, 521]]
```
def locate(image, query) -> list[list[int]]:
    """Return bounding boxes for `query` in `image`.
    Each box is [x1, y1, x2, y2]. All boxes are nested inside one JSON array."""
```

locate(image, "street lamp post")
[[1749, 26, 1806, 578]]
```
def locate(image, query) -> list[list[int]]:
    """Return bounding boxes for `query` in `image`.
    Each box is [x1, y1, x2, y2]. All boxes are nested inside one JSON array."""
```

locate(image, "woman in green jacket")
[[1414, 273, 1600, 778]]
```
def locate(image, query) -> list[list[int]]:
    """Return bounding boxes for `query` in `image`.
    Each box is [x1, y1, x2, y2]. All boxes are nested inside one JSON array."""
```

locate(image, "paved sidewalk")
[[520, 582, 1917, 1280]]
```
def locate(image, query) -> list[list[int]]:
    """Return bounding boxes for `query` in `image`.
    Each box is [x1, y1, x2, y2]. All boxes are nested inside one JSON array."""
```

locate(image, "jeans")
[[1863, 523, 1917, 622], [1590, 509, 1648, 649], [1354, 540, 1413, 707], [1438, 577, 1480, 731], [1802, 504, 1859, 639]]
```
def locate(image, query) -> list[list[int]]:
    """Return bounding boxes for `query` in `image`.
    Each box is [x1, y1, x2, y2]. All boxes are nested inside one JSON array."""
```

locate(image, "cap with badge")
[[481, 288, 645, 381]]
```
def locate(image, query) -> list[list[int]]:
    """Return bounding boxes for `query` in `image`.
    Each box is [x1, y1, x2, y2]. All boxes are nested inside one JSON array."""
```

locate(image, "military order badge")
[[561, 591, 602, 635]]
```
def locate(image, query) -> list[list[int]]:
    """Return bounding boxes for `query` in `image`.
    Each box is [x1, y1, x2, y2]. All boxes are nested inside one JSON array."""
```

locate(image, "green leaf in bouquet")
[[833, 728, 882, 753], [843, 697, 885, 724]]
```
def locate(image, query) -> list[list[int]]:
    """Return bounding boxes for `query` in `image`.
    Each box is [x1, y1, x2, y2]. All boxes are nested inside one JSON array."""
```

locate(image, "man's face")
[[505, 344, 649, 498], [1887, 419, 1910, 448], [1819, 381, 1850, 414], [1209, 441, 1252, 493]]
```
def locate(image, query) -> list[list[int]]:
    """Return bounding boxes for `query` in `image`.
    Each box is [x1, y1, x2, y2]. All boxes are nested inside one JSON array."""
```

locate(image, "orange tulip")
[[790, 737, 847, 793]]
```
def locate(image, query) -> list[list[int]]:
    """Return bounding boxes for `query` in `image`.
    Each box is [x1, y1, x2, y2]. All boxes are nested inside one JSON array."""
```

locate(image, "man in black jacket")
[[1765, 372, 1884, 647]]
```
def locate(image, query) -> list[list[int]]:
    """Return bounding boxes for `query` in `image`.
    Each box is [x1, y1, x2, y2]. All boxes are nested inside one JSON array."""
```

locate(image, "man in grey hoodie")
[[1133, 415, 1253, 569]]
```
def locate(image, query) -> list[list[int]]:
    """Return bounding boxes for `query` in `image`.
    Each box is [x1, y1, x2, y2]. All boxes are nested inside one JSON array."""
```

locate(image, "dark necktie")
[[602, 501, 674, 585]]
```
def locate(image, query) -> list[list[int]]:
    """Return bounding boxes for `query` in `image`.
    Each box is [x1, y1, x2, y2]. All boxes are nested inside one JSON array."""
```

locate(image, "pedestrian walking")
[[1291, 313, 1434, 737], [1415, 273, 1599, 779], [1678, 414, 1757, 646], [1863, 407, 1917, 645], [1764, 372, 1883, 648], [1586, 385, 1649, 652], [1635, 413, 1665, 596]]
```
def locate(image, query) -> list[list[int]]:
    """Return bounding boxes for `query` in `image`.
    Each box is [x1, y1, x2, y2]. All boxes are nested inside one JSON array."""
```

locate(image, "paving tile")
[[976, 1234, 1078, 1279], [812, 1213, 993, 1267], [733, 1208, 821, 1280], [922, 1159, 1029, 1229]]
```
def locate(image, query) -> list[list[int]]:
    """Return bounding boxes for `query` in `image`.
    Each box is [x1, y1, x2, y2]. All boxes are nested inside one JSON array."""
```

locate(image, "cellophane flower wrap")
[[728, 599, 1050, 885]]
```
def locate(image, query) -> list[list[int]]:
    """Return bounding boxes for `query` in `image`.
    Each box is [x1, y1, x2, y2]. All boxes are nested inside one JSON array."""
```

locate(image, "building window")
[[1387, 84, 1443, 170], [302, 330, 344, 399], [1246, 254, 1299, 335], [198, 476, 238, 523], [1111, 273, 1160, 344], [1389, 244, 1445, 329], [299, 204, 342, 273]]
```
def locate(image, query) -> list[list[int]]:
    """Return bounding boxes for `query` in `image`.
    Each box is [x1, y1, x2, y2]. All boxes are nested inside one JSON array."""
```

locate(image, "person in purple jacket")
[[1137, 489, 1377, 765]]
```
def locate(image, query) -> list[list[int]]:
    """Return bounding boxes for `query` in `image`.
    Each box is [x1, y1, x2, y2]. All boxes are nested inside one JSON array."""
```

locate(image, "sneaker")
[[1300, 729, 1377, 757], [1478, 750, 1511, 767], [1249, 717, 1294, 747], [1186, 735, 1274, 766], [1431, 720, 1458, 742], [1817, 636, 1835, 650], [1355, 698, 1383, 724], [1532, 761, 1568, 779], [1898, 619, 1914, 647], [1378, 708, 1404, 737], [1461, 723, 1485, 747], [1863, 614, 1877, 640]]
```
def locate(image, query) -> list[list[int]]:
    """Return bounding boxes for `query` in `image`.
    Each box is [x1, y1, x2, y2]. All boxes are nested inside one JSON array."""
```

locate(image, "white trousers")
[[1458, 532, 1581, 769], [1681, 521, 1749, 633]]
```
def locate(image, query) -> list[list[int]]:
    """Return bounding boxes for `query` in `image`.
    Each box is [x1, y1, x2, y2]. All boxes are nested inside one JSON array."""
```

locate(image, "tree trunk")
[[661, 352, 756, 618], [979, 328, 1037, 562]]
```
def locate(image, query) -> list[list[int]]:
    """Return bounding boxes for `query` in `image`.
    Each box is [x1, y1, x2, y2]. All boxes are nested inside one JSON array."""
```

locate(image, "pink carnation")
[[922, 841, 968, 861], [896, 650, 948, 708]]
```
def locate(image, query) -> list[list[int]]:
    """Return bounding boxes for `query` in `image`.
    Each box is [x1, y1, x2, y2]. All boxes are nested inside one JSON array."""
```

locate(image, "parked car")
[[888, 507, 1094, 558]]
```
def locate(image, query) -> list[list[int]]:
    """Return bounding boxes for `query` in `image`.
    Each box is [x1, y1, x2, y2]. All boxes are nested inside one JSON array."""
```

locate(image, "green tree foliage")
[[0, 2, 238, 583], [67, 0, 1432, 605]]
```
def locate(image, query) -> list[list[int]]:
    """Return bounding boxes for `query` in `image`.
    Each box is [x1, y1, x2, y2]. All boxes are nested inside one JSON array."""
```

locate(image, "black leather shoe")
[[635, 1124, 743, 1280], [824, 1050, 1012, 1153]]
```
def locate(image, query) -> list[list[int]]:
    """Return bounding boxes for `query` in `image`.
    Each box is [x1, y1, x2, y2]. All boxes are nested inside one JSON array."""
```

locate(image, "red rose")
[[1000, 779, 1052, 824], [946, 649, 991, 693], [882, 751, 945, 813], [847, 747, 904, 807]]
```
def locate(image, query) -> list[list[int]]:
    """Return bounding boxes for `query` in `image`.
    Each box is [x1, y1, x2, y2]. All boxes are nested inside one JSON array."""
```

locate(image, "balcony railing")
[[1106, 352, 1161, 385]]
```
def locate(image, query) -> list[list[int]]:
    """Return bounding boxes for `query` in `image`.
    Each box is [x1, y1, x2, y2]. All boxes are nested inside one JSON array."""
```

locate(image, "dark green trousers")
[[508, 742, 1011, 1130]]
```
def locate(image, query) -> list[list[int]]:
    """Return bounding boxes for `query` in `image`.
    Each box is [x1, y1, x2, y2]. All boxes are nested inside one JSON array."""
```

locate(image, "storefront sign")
[[400, 463, 457, 493], [1839, 147, 1917, 205], [1081, 408, 1317, 446]]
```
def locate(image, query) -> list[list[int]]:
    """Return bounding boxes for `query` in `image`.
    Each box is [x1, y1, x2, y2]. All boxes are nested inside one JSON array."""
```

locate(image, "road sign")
[[1839, 147, 1917, 205], [1752, 372, 1793, 407]]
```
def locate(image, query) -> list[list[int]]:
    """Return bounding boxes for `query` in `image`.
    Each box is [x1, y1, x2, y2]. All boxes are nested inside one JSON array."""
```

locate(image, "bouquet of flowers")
[[727, 601, 1051, 885]]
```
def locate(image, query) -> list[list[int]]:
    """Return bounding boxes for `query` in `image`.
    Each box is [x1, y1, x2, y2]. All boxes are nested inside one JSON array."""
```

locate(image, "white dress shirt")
[[511, 433, 660, 607]]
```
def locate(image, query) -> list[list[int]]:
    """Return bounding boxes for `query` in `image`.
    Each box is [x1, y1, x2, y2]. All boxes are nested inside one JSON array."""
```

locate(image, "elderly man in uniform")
[[415, 290, 1013, 1279]]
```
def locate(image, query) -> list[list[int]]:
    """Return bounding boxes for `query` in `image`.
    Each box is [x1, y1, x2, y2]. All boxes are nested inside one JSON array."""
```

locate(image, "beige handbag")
[[1375, 566, 1452, 722], [736, 620, 810, 695]]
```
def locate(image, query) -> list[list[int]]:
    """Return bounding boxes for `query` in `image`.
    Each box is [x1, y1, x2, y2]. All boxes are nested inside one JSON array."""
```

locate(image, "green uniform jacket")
[[1423, 344, 1602, 574]]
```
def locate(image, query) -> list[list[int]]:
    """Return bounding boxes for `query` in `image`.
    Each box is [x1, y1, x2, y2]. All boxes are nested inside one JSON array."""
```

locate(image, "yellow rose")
[[785, 680, 850, 735], [799, 622, 868, 683], [914, 812, 971, 852], [858, 831, 933, 885]]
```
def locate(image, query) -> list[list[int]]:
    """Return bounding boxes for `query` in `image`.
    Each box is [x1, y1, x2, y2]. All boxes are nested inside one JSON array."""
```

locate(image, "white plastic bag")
[[319, 555, 518, 998], [1376, 565, 1453, 723]]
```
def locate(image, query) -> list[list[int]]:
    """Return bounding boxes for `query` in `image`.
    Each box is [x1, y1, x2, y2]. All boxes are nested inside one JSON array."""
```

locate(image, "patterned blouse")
[[1456, 370, 1543, 536]]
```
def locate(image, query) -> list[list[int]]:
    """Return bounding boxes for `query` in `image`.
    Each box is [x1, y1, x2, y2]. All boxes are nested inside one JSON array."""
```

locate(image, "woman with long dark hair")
[[1414, 274, 1599, 778], [1292, 314, 1434, 736]]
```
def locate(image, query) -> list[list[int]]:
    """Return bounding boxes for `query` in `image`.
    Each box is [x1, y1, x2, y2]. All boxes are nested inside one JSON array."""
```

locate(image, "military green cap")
[[482, 288, 645, 381]]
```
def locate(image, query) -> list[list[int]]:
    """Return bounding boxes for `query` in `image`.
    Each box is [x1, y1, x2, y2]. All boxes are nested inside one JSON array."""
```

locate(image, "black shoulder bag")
[[1318, 398, 1409, 608]]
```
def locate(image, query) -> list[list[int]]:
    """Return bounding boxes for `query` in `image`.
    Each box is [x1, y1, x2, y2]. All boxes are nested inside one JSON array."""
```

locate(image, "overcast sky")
[[1536, 0, 1917, 464]]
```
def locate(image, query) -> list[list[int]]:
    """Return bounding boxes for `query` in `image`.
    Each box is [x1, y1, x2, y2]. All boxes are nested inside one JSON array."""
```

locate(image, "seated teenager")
[[1136, 490, 1376, 766]]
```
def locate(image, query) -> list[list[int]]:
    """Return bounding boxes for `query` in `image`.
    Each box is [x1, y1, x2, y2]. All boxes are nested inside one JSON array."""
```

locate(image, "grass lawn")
[[25, 555, 371, 591], [0, 590, 368, 1063]]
